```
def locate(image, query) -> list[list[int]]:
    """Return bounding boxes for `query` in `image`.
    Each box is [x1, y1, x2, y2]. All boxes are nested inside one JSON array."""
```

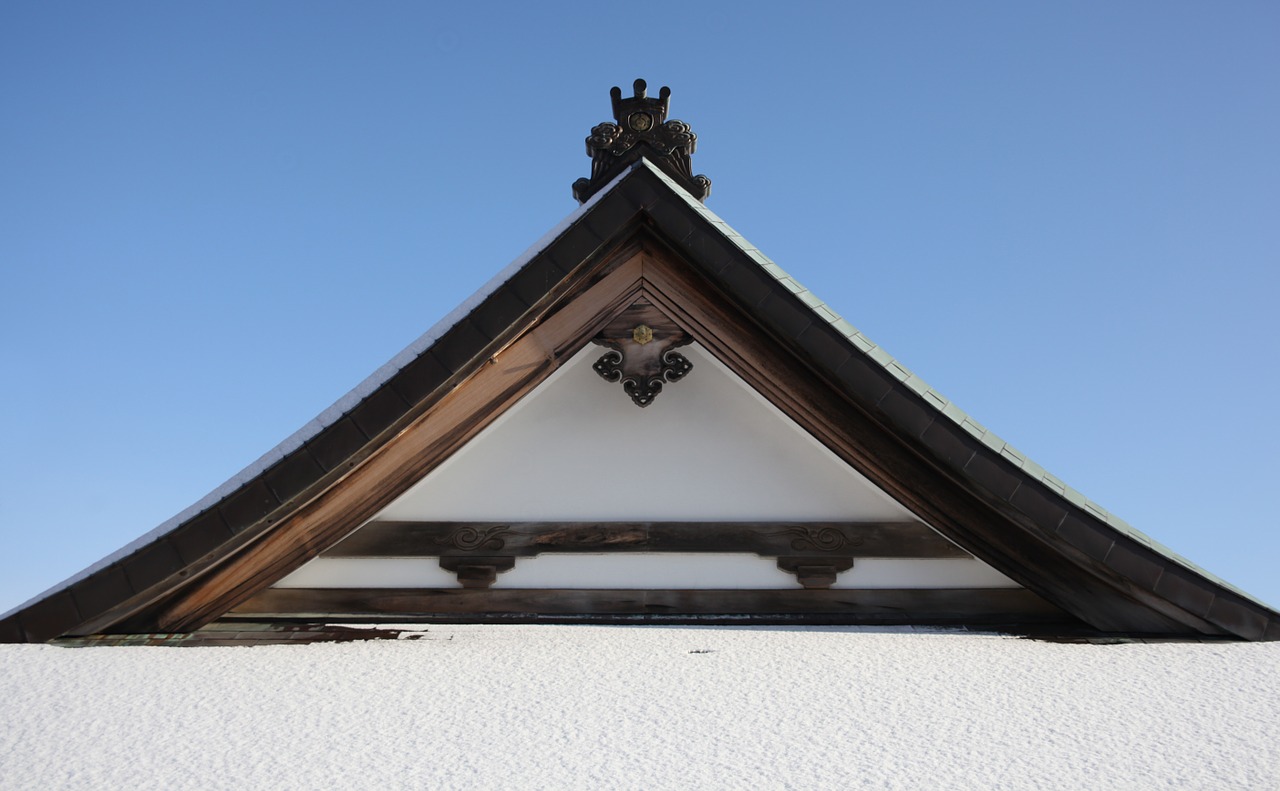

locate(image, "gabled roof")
[[4, 158, 1278, 643]]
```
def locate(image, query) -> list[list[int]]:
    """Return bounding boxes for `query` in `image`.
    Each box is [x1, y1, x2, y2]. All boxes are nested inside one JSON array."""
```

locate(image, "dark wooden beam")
[[323, 521, 969, 559], [232, 587, 1069, 625]]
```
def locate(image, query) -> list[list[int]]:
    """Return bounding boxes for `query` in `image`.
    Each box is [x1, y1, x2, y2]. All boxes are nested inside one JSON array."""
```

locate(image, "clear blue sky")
[[2, 3, 1277, 614]]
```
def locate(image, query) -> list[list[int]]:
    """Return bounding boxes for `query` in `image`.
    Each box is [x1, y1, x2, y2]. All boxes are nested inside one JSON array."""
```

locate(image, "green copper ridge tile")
[[922, 390, 948, 410], [1000, 445, 1027, 466], [885, 363, 912, 383], [1020, 458, 1048, 482], [847, 333, 875, 353], [866, 346, 895, 367], [942, 402, 969, 424], [978, 428, 1007, 455], [813, 305, 840, 323], [1041, 474, 1067, 496], [1061, 487, 1089, 509], [796, 290, 825, 309]]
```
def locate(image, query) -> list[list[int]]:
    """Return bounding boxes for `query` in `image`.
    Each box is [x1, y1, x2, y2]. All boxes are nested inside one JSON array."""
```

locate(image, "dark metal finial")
[[572, 79, 711, 204]]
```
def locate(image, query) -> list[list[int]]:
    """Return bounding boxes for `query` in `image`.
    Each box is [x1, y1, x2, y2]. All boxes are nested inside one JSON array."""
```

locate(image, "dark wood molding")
[[323, 521, 969, 560], [232, 587, 1071, 625], [153, 246, 656, 632]]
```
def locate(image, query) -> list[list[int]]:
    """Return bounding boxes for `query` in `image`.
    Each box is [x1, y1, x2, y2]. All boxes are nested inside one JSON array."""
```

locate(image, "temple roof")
[[4, 101, 1277, 643]]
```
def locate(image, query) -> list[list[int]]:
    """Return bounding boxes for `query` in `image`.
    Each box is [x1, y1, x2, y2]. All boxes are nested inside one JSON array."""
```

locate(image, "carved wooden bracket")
[[592, 298, 693, 407], [439, 556, 516, 589], [776, 557, 854, 590]]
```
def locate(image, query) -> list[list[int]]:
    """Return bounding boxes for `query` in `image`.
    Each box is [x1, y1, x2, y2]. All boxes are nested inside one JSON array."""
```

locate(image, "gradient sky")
[[2, 2, 1277, 614]]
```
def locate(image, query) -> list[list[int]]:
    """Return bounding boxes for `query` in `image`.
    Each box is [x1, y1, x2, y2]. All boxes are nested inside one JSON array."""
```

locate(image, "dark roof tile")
[[1154, 566, 1216, 619], [348, 386, 410, 440], [756, 291, 813, 340], [0, 614, 23, 644], [305, 417, 368, 473], [70, 565, 135, 621], [795, 324, 853, 372], [833, 353, 895, 406], [1010, 483, 1068, 532], [17, 591, 80, 642], [876, 388, 935, 439], [1104, 543, 1164, 589], [1057, 514, 1115, 562], [470, 287, 531, 341], [963, 452, 1023, 501], [168, 508, 235, 565], [921, 420, 981, 469], [389, 351, 451, 405], [123, 540, 184, 593], [263, 449, 326, 506], [431, 318, 491, 374], [1208, 596, 1269, 641], [218, 479, 280, 533]]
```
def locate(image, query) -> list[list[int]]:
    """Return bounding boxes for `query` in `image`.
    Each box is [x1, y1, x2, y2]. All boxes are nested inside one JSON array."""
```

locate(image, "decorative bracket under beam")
[[776, 557, 855, 590], [439, 556, 516, 589]]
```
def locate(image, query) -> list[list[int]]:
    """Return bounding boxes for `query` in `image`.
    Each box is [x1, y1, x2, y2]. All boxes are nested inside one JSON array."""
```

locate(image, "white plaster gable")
[[376, 343, 919, 522], [279, 342, 1022, 591]]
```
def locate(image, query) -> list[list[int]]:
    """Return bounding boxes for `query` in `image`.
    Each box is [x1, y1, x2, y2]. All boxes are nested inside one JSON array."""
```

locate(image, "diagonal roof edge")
[[0, 169, 637, 624], [4, 158, 1275, 641], [630, 159, 1271, 613]]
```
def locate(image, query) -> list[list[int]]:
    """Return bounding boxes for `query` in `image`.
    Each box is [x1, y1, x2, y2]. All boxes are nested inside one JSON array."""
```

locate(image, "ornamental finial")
[[572, 80, 711, 204]]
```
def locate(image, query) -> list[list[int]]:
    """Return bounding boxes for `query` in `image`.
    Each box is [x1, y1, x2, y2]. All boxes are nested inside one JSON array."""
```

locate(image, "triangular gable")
[[4, 159, 1278, 642], [262, 343, 1021, 593]]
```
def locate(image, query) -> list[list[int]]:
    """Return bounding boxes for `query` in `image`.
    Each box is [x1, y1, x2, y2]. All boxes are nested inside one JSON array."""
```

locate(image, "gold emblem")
[[629, 112, 653, 132], [632, 324, 654, 345]]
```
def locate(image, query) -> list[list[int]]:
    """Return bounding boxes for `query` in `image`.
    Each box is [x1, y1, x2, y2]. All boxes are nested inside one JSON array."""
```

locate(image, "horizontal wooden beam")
[[232, 587, 1066, 624], [323, 521, 969, 559]]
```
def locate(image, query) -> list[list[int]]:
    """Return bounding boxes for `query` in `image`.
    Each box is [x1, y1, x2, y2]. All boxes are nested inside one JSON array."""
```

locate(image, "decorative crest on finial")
[[572, 79, 711, 204]]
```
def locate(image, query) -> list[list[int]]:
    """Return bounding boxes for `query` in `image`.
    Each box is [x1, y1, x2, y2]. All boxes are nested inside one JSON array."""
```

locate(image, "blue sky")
[[2, 3, 1277, 614]]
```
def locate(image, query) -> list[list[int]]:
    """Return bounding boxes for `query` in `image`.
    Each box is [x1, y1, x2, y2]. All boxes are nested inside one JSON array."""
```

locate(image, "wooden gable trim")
[[148, 245, 658, 632]]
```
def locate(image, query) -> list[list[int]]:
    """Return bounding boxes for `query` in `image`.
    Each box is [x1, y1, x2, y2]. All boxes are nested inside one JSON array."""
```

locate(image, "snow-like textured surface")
[[2, 627, 1277, 790]]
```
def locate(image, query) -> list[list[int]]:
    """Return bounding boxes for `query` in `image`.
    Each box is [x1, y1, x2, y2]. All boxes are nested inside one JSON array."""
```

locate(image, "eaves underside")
[[3, 159, 1277, 643]]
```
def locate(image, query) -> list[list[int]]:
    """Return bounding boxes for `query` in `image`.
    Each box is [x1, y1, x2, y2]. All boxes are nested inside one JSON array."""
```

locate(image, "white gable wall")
[[275, 344, 1018, 590]]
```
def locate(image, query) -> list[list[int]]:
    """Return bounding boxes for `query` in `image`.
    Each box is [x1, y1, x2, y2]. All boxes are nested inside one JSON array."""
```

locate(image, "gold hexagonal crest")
[[632, 324, 654, 345]]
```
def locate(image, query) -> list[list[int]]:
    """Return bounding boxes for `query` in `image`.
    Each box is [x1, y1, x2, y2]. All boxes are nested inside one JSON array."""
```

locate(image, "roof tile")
[[122, 540, 185, 593], [70, 565, 135, 621]]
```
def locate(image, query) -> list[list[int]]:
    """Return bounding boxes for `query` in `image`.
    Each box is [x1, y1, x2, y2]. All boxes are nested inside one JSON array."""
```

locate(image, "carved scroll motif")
[[591, 298, 693, 408], [771, 526, 866, 553], [434, 524, 512, 552]]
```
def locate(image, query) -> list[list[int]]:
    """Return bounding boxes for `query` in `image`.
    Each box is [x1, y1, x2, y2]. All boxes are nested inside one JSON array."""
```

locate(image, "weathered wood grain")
[[323, 521, 969, 559]]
